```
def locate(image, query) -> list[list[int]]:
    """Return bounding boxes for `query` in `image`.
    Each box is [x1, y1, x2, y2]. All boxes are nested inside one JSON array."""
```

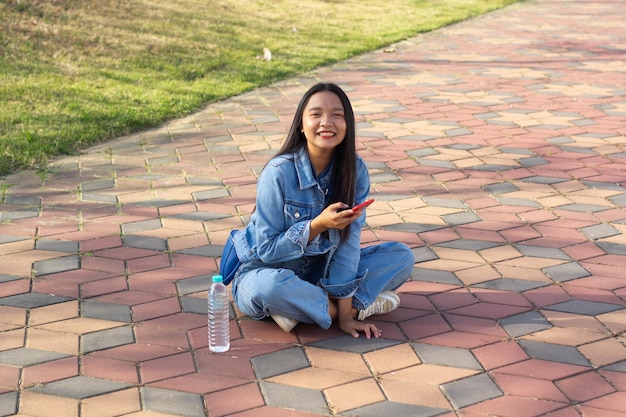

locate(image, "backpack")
[[219, 230, 242, 285]]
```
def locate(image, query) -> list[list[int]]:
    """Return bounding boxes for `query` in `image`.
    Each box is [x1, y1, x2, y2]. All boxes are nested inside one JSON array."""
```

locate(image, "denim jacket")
[[232, 147, 370, 299]]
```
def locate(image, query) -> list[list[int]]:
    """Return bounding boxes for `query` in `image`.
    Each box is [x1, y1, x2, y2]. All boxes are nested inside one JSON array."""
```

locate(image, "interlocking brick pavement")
[[1, 0, 626, 416]]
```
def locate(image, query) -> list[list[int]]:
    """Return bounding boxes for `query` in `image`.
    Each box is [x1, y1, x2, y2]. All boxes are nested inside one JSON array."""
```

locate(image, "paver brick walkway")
[[1, 0, 626, 416]]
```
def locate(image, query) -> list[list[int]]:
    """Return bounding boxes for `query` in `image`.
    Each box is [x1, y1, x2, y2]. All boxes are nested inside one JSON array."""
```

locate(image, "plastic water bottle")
[[208, 275, 230, 352]]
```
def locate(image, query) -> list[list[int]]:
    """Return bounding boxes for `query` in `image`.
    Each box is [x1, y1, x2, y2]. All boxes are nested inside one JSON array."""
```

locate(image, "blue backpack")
[[219, 230, 242, 285]]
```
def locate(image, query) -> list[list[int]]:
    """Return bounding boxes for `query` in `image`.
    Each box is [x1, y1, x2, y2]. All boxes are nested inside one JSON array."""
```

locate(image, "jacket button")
[[295, 212, 300, 219]]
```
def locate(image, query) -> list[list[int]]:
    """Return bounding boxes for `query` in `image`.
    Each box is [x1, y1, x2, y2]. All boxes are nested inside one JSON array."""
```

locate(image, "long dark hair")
[[277, 82, 357, 240]]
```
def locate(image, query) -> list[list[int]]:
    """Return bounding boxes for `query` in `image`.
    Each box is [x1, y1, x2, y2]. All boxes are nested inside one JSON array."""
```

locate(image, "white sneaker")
[[357, 291, 400, 320], [272, 314, 299, 332]]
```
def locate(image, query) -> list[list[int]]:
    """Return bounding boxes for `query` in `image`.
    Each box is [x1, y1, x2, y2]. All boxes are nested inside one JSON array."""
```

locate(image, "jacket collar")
[[294, 147, 318, 190]]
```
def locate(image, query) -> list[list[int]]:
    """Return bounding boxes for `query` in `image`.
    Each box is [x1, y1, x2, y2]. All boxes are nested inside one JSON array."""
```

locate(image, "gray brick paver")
[[141, 387, 205, 417], [252, 347, 310, 379], [0, 348, 71, 367], [29, 376, 132, 399], [0, 392, 18, 417], [442, 373, 503, 409]]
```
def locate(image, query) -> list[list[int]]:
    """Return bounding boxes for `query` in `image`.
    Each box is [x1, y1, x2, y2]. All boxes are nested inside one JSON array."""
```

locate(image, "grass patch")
[[0, 0, 518, 176]]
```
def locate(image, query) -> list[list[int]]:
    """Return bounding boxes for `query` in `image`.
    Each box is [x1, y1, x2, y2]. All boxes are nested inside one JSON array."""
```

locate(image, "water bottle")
[[208, 275, 230, 352]]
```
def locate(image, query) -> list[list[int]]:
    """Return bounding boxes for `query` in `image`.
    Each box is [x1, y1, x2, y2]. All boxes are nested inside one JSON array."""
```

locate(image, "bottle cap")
[[212, 275, 224, 283]]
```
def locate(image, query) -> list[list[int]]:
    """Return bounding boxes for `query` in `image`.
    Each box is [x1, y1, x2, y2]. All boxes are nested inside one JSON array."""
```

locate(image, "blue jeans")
[[231, 242, 414, 329]]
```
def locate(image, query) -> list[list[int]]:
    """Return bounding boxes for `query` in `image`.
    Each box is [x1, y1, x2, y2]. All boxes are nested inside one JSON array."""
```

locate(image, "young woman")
[[230, 82, 415, 338]]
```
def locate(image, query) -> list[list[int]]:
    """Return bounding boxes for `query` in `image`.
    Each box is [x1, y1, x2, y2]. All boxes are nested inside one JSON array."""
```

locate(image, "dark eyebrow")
[[307, 106, 344, 112]]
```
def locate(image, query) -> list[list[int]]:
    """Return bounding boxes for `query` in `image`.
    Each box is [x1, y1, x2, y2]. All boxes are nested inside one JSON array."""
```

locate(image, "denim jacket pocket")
[[284, 201, 313, 225]]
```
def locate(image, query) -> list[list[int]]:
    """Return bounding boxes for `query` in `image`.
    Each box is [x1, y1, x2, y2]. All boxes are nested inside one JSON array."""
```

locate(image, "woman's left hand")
[[338, 317, 382, 339]]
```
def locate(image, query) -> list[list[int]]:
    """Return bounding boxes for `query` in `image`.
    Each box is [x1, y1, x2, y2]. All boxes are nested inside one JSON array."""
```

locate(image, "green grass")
[[0, 0, 518, 176]]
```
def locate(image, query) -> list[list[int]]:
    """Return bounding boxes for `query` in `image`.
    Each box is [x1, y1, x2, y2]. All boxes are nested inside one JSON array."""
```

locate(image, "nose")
[[320, 114, 333, 126]]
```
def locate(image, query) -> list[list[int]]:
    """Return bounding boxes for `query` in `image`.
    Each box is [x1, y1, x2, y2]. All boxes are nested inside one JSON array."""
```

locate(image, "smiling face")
[[301, 91, 347, 157]]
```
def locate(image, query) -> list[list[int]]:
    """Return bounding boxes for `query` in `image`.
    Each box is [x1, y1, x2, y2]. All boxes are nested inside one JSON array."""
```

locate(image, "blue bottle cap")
[[212, 275, 224, 283]]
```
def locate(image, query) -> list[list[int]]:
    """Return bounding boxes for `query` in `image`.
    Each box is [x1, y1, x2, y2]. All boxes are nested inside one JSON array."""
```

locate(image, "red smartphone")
[[346, 198, 375, 216]]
